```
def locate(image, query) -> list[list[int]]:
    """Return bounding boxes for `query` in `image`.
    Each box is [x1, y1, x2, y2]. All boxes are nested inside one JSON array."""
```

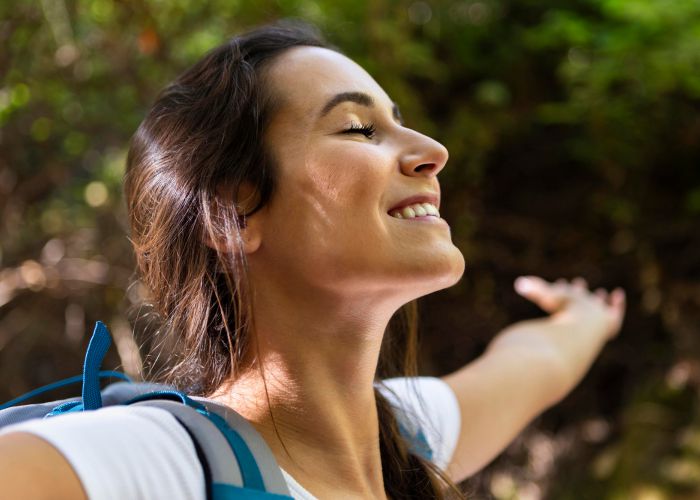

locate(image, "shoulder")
[[378, 376, 459, 406], [0, 405, 206, 500], [0, 431, 87, 499], [376, 376, 461, 469]]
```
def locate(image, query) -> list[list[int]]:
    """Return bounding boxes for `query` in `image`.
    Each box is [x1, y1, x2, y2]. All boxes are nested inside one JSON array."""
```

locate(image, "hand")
[[513, 275, 626, 342]]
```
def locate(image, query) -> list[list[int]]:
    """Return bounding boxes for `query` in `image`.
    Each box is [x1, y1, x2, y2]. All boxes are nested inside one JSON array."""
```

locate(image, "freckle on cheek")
[[322, 177, 342, 202]]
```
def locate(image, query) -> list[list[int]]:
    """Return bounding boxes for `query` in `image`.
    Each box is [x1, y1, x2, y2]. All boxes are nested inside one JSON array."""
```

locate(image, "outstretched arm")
[[441, 276, 626, 483]]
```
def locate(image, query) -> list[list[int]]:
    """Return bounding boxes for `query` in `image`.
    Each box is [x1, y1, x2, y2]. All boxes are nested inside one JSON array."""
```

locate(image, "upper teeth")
[[390, 203, 440, 219]]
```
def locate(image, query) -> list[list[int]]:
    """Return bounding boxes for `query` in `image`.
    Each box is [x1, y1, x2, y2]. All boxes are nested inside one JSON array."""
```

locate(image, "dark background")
[[1, 1, 699, 498]]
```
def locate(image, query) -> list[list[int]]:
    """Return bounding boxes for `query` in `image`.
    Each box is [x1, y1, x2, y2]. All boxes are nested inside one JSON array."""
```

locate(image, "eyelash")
[[343, 121, 376, 139]]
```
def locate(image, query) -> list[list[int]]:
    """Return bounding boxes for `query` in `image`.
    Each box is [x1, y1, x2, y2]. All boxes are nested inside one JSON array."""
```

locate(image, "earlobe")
[[240, 216, 262, 255]]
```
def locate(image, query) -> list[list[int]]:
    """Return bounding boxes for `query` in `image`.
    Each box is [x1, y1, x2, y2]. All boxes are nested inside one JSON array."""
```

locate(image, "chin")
[[397, 246, 466, 298], [431, 251, 466, 291]]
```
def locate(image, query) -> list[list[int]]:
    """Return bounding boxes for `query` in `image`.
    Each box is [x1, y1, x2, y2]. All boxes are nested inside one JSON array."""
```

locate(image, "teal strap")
[[0, 371, 130, 411], [82, 321, 112, 410], [47, 400, 83, 415], [398, 421, 433, 461], [125, 390, 206, 411], [129, 392, 266, 491], [412, 428, 433, 461], [205, 410, 266, 492], [211, 483, 292, 499], [129, 394, 267, 492]]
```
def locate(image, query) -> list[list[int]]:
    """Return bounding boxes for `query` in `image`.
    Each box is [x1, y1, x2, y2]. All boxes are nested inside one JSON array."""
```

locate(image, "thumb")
[[514, 276, 569, 314]]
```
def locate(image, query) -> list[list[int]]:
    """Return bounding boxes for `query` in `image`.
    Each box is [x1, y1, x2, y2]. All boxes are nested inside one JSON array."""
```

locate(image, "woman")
[[0, 21, 625, 499]]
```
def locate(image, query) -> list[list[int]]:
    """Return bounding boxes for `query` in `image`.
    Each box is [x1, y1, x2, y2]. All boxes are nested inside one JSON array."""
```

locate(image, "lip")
[[387, 193, 440, 213]]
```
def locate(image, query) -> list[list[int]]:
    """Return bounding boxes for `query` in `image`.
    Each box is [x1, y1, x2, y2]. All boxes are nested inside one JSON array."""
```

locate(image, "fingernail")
[[514, 277, 533, 294]]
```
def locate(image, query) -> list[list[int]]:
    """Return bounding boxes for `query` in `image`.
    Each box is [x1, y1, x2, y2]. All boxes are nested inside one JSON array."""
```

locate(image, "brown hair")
[[124, 19, 464, 499]]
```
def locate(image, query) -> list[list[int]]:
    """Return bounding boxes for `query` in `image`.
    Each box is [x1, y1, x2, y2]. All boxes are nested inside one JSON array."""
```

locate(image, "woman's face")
[[250, 46, 465, 301]]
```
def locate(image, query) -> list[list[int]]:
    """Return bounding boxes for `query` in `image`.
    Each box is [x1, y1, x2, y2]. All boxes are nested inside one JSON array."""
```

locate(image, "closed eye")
[[342, 121, 376, 139]]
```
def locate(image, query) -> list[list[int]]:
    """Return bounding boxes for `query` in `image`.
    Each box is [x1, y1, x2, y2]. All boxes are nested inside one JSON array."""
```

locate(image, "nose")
[[398, 130, 449, 178]]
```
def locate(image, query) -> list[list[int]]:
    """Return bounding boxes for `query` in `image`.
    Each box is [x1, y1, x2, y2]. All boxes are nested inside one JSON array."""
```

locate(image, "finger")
[[514, 276, 570, 313], [610, 288, 626, 311], [551, 278, 568, 297], [572, 277, 588, 290], [554, 278, 577, 297], [594, 288, 608, 302], [606, 288, 627, 338]]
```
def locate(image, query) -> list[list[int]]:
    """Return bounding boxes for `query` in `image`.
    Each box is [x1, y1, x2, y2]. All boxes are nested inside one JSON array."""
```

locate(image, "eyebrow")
[[319, 91, 404, 124]]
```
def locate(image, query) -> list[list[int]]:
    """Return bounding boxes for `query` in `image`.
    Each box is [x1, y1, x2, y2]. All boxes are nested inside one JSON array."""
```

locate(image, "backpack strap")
[[128, 396, 292, 499], [132, 401, 244, 487], [42, 321, 294, 499], [397, 419, 433, 462], [82, 321, 112, 410], [196, 399, 291, 497], [0, 371, 129, 413]]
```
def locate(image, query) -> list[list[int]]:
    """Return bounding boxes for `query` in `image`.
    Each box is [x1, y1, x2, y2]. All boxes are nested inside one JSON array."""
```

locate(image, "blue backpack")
[[0, 321, 434, 499], [0, 321, 293, 500]]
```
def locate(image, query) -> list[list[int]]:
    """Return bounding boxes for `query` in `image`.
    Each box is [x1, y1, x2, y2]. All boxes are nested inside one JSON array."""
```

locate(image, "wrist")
[[550, 307, 613, 345]]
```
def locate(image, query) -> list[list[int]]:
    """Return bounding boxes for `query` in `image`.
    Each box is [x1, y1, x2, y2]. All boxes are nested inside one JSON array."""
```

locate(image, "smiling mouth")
[[388, 202, 440, 219]]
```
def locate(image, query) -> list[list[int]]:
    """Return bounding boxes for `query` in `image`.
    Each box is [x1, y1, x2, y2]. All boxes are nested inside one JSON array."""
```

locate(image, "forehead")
[[264, 46, 391, 118]]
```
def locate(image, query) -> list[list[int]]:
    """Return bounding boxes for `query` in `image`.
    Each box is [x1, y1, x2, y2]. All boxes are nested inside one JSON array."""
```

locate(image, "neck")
[[210, 279, 403, 499]]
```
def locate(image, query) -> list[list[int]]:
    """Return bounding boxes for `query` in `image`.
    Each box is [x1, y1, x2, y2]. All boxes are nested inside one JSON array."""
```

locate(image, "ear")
[[204, 181, 263, 256], [240, 213, 263, 255]]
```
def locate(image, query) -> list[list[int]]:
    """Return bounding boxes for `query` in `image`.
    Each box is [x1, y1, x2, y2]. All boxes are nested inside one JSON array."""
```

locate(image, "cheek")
[[303, 145, 390, 216], [263, 145, 392, 266], [260, 134, 406, 262]]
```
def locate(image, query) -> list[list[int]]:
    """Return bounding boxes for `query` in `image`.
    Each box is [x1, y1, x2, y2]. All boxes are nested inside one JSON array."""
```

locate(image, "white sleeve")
[[0, 406, 206, 500], [378, 376, 461, 469]]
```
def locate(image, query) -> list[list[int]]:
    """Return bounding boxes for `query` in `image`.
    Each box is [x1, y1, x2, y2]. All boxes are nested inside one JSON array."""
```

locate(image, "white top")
[[1, 376, 460, 500]]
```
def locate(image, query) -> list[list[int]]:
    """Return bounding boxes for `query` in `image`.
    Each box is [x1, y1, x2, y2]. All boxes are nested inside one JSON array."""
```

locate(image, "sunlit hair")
[[124, 19, 464, 499]]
